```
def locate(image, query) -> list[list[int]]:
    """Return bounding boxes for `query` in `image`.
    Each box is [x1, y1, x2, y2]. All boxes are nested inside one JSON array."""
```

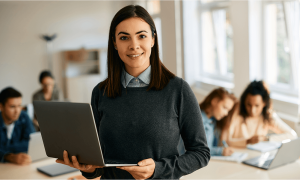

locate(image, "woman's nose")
[[129, 39, 140, 50], [251, 108, 256, 115]]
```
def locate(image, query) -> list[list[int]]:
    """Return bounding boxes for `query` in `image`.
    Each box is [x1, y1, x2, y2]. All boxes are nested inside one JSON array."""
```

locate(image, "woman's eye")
[[139, 35, 146, 39], [120, 36, 128, 40]]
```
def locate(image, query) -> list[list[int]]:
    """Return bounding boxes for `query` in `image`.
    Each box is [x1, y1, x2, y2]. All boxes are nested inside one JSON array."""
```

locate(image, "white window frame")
[[195, 0, 234, 90], [262, 0, 299, 98]]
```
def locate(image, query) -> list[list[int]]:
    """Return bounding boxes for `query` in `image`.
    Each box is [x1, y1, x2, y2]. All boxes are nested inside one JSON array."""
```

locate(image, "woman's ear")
[[112, 37, 117, 49], [151, 34, 155, 47]]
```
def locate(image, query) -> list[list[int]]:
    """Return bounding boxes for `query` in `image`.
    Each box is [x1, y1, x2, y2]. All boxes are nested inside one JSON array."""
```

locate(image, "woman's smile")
[[127, 52, 144, 58]]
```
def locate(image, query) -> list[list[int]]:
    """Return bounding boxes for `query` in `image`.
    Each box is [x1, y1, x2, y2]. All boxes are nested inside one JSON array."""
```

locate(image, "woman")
[[200, 88, 236, 156], [32, 70, 63, 102], [56, 5, 210, 179], [222, 80, 297, 148], [32, 70, 63, 130]]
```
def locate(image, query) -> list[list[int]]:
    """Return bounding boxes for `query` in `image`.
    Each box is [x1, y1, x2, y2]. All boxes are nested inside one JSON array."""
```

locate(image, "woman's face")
[[114, 17, 154, 75], [41, 76, 55, 94], [211, 97, 234, 120], [244, 94, 265, 117]]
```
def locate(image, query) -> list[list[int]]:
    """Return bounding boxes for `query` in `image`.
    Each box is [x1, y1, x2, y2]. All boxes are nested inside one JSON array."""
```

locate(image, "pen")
[[222, 140, 229, 148]]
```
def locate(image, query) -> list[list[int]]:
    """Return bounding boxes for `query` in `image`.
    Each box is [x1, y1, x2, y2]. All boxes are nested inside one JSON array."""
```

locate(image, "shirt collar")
[[121, 65, 151, 88], [201, 111, 216, 124]]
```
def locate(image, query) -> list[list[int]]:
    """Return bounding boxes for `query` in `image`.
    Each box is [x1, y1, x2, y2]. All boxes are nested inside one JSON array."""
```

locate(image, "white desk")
[[0, 158, 81, 179], [183, 148, 300, 179], [0, 149, 299, 179]]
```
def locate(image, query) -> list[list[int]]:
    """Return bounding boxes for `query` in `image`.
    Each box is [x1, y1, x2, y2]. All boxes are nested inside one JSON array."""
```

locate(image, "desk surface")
[[0, 158, 81, 179], [1, 149, 299, 179], [183, 148, 300, 179]]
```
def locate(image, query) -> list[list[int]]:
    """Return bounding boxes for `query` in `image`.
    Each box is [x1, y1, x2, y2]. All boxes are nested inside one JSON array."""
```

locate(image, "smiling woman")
[[55, 5, 210, 180], [113, 17, 153, 77]]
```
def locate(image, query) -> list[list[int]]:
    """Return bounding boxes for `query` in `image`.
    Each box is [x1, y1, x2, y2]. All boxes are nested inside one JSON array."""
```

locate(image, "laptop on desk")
[[28, 132, 79, 177], [242, 138, 300, 170], [33, 101, 137, 167], [28, 132, 49, 162]]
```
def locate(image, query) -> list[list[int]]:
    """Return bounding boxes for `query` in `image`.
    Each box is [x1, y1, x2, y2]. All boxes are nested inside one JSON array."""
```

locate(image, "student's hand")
[[222, 147, 234, 156], [56, 150, 103, 173], [117, 158, 155, 180], [4, 153, 32, 165], [247, 135, 267, 144]]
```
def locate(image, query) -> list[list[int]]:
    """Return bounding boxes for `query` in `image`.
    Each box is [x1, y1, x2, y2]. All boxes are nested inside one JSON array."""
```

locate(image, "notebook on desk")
[[37, 163, 78, 177], [211, 152, 248, 163], [247, 141, 282, 152]]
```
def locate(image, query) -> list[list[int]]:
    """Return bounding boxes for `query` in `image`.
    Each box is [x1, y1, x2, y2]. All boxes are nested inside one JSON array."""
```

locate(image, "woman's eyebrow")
[[136, 30, 148, 34], [118, 32, 130, 36], [117, 30, 148, 36]]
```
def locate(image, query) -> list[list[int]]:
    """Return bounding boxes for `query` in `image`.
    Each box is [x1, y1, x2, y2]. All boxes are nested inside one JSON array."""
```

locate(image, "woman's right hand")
[[246, 135, 266, 144], [222, 147, 234, 156], [56, 150, 103, 173]]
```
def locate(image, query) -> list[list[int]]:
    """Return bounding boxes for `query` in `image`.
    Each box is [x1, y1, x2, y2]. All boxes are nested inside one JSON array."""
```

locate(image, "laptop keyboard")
[[262, 159, 272, 167], [245, 156, 274, 168]]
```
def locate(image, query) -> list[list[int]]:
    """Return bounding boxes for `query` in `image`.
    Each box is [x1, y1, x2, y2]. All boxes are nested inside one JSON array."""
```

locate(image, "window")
[[263, 1, 300, 96], [197, 1, 234, 86]]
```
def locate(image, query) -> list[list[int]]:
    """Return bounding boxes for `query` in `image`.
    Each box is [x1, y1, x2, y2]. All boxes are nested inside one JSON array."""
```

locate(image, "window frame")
[[262, 0, 299, 97], [196, 1, 234, 86]]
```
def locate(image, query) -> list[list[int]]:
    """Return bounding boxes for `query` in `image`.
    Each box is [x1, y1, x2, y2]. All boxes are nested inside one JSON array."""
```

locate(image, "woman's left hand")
[[117, 158, 155, 180]]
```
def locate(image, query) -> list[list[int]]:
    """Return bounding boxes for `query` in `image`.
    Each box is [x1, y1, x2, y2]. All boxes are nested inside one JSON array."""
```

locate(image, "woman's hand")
[[56, 150, 103, 173], [247, 135, 267, 144], [117, 158, 155, 180], [222, 147, 234, 156]]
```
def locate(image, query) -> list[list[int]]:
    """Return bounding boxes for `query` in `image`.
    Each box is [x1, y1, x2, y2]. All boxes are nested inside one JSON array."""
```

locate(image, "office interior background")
[[0, 0, 300, 135]]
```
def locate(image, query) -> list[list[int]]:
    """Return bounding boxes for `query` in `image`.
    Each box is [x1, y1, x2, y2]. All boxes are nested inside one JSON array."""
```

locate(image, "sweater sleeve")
[[152, 80, 211, 179], [81, 85, 104, 179]]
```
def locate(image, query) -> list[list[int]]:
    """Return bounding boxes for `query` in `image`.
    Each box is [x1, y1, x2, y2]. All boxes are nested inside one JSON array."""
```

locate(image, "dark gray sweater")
[[82, 77, 210, 179]]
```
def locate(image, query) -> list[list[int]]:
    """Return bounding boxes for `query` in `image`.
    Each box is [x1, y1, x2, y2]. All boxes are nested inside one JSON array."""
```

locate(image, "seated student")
[[32, 70, 63, 130], [32, 70, 63, 102], [199, 88, 236, 156], [222, 80, 297, 148], [0, 87, 35, 165]]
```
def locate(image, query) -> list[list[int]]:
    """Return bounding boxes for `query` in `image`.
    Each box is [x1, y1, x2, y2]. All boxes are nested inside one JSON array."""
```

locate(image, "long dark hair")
[[99, 5, 175, 98], [240, 80, 271, 124], [199, 88, 237, 131]]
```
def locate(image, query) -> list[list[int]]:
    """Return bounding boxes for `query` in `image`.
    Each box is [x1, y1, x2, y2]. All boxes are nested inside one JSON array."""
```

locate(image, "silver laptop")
[[242, 138, 300, 170], [28, 132, 49, 162], [33, 101, 137, 167]]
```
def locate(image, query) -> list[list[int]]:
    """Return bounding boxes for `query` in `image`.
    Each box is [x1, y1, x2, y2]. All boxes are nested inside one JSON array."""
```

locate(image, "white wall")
[[0, 1, 129, 105]]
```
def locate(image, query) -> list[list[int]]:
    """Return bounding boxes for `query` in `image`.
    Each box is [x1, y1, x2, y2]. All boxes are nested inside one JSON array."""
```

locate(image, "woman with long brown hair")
[[56, 5, 210, 179], [199, 88, 236, 156], [222, 80, 297, 147]]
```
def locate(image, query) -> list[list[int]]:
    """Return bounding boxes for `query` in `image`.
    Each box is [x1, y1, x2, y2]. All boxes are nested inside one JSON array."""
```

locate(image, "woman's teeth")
[[128, 53, 143, 57]]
